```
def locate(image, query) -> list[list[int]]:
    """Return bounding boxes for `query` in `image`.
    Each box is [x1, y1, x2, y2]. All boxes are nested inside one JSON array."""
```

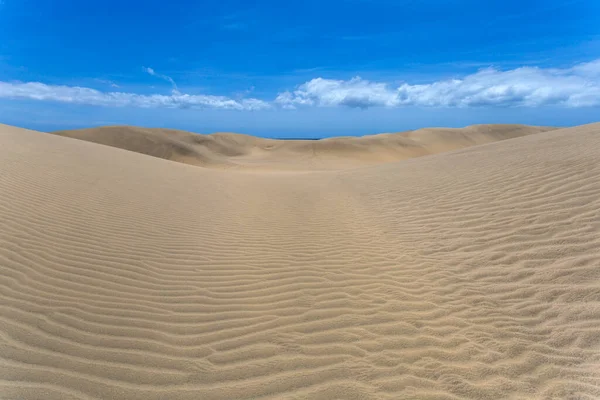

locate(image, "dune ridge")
[[1, 122, 600, 399], [52, 124, 556, 170]]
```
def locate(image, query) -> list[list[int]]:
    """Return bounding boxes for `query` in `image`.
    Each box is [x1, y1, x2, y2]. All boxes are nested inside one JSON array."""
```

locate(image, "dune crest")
[[52, 124, 555, 170], [1, 122, 600, 399]]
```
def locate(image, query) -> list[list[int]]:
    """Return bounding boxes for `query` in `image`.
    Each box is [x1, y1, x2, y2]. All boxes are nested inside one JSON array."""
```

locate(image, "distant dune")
[[1, 121, 600, 399], [52, 124, 556, 170]]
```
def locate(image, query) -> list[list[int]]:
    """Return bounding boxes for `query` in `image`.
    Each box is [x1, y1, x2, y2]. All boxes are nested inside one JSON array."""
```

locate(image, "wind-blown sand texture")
[[1, 122, 600, 399], [52, 124, 555, 170]]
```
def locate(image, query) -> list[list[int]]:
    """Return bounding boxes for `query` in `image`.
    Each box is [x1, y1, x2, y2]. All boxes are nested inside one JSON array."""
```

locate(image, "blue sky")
[[1, 0, 599, 137]]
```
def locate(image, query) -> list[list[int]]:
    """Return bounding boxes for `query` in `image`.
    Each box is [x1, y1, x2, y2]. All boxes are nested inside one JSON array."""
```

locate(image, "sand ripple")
[[1, 123, 599, 399]]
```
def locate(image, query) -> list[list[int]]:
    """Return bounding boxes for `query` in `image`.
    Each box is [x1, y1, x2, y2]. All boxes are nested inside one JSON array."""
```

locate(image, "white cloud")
[[0, 81, 270, 110], [276, 59, 600, 109], [276, 77, 399, 109], [1, 60, 599, 112]]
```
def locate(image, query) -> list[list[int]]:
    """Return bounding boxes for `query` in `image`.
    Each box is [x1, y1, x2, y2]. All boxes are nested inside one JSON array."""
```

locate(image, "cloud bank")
[[0, 81, 270, 110], [1, 60, 599, 111], [276, 59, 600, 109]]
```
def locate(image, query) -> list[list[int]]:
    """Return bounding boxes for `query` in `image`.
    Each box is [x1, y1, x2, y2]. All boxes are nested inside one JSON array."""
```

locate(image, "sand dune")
[[52, 124, 555, 170], [1, 121, 600, 399]]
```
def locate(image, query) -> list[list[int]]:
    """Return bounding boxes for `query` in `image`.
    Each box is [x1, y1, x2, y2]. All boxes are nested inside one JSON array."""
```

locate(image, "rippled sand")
[[1, 122, 599, 399]]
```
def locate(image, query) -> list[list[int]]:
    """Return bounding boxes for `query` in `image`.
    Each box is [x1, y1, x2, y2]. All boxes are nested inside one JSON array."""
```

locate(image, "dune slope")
[[52, 124, 555, 170], [1, 122, 600, 399]]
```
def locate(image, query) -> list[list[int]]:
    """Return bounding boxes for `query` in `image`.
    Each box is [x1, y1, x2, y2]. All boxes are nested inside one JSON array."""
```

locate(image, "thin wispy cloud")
[[94, 78, 120, 88], [220, 12, 250, 31], [276, 59, 600, 109], [144, 67, 179, 93], [221, 22, 248, 31]]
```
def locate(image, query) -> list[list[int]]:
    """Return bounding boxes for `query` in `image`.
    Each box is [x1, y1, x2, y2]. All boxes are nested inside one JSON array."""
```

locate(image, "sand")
[[1, 122, 599, 399], [52, 124, 556, 170]]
